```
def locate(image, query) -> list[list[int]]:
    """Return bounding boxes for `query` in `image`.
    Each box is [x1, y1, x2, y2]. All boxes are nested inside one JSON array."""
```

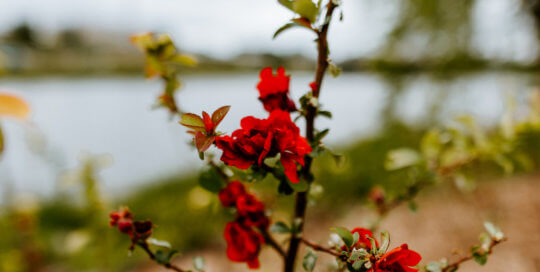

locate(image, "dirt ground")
[[143, 175, 540, 272]]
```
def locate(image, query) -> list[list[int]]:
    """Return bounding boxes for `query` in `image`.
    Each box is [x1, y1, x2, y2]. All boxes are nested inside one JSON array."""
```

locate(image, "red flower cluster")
[[109, 208, 153, 242], [219, 181, 269, 269], [341, 228, 378, 251], [256, 67, 296, 112], [215, 110, 311, 183], [373, 244, 422, 272], [339, 228, 421, 272], [110, 208, 134, 234]]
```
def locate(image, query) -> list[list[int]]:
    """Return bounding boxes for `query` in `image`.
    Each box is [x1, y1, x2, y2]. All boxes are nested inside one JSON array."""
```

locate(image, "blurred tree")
[[4, 23, 37, 48], [522, 0, 540, 63], [57, 29, 84, 49], [380, 0, 475, 62]]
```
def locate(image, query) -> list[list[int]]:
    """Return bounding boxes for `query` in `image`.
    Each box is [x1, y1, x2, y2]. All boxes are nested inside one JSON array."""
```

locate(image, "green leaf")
[[155, 249, 179, 265], [293, 0, 319, 22], [270, 221, 291, 234], [351, 260, 365, 271], [278, 0, 294, 10], [367, 237, 378, 254], [199, 167, 224, 193], [318, 110, 332, 119], [289, 178, 309, 192], [331, 227, 353, 248], [328, 62, 342, 78], [211, 105, 231, 128], [192, 256, 205, 272], [379, 231, 390, 253], [302, 248, 318, 272], [180, 113, 205, 131], [273, 23, 299, 39], [471, 246, 488, 265]]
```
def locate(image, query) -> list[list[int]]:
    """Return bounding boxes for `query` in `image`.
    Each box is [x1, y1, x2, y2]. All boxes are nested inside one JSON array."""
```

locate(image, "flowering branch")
[[284, 1, 339, 271]]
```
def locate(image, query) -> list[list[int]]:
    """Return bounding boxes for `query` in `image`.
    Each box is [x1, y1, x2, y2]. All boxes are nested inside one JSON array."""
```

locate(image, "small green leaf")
[[471, 246, 488, 265], [302, 248, 318, 272], [318, 110, 332, 119], [293, 0, 319, 22], [484, 222, 504, 241], [270, 221, 291, 234], [278, 0, 294, 10], [379, 231, 390, 253], [199, 167, 224, 193], [367, 237, 378, 254], [155, 249, 179, 265], [192, 256, 205, 272], [352, 232, 360, 246], [273, 23, 299, 39], [180, 113, 205, 131], [331, 227, 353, 248], [328, 62, 342, 77]]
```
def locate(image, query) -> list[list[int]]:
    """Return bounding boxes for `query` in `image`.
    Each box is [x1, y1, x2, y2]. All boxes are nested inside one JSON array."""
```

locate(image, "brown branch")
[[441, 238, 507, 272], [300, 238, 344, 259], [138, 241, 187, 272], [284, 2, 339, 272], [259, 227, 286, 257]]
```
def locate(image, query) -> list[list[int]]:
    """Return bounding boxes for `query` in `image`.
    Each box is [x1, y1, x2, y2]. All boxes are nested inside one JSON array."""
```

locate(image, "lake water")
[[0, 72, 535, 197]]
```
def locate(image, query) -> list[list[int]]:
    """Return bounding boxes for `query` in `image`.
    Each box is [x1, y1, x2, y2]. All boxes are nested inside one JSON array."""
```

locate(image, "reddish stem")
[[284, 2, 338, 272]]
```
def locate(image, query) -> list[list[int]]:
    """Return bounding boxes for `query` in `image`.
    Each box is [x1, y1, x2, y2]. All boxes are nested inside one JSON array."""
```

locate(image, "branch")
[[300, 238, 344, 259], [284, 2, 339, 271], [259, 227, 286, 257], [441, 238, 507, 272], [138, 241, 187, 272]]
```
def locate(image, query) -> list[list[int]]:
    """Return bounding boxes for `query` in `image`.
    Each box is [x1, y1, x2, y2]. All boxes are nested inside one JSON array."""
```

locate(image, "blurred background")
[[0, 0, 539, 271]]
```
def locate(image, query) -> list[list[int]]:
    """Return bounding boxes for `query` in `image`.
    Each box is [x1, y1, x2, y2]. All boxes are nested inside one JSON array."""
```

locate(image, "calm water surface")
[[0, 72, 534, 197]]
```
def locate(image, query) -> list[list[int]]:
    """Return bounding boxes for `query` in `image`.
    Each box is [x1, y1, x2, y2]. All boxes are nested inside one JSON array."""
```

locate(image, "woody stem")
[[284, 2, 338, 272]]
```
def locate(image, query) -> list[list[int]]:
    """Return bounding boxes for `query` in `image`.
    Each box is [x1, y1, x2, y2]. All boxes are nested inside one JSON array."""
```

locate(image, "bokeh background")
[[0, 0, 539, 271]]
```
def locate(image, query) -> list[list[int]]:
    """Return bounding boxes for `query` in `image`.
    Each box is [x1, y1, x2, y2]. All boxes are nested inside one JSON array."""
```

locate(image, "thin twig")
[[138, 241, 186, 272], [441, 238, 507, 272], [300, 238, 344, 259]]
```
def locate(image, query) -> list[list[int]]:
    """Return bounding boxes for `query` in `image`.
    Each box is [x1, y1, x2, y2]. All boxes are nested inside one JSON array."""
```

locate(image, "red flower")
[[342, 228, 378, 251], [256, 67, 296, 112], [215, 110, 311, 183], [219, 181, 247, 207], [224, 222, 265, 269], [236, 194, 269, 228], [374, 244, 421, 272], [109, 208, 133, 234]]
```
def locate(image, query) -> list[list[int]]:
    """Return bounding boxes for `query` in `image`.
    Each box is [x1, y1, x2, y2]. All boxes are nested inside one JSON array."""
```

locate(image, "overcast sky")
[[0, 0, 537, 61]]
